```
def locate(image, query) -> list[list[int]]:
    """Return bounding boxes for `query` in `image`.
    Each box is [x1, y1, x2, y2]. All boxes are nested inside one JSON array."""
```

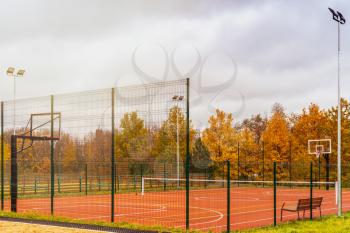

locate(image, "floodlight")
[[7, 67, 15, 76], [16, 69, 25, 77], [6, 66, 26, 136], [172, 95, 184, 101], [328, 8, 338, 21], [337, 11, 346, 24], [328, 7, 346, 24]]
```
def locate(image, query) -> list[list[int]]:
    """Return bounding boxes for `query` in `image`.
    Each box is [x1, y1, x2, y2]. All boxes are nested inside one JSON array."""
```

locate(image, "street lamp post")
[[172, 95, 184, 189], [6, 67, 25, 135], [328, 7, 346, 217]]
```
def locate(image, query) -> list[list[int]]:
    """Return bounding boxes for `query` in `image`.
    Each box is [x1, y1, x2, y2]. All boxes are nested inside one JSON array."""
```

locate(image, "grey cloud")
[[0, 0, 349, 127]]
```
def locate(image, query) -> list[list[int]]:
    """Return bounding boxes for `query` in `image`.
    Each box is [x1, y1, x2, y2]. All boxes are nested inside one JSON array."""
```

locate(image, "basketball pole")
[[13, 76, 15, 135]]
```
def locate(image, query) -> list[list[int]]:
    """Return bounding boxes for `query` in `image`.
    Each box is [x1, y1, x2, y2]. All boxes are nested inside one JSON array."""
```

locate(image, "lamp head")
[[6, 67, 15, 76], [337, 11, 346, 24], [16, 69, 25, 77], [328, 7, 346, 24]]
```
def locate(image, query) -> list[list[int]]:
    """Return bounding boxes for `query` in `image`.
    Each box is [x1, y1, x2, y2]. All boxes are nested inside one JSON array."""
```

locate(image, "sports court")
[[1, 179, 345, 232]]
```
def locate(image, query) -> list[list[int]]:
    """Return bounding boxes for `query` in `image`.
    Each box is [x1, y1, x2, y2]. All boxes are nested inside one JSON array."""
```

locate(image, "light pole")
[[328, 7, 346, 217], [172, 95, 184, 188], [6, 67, 25, 135]]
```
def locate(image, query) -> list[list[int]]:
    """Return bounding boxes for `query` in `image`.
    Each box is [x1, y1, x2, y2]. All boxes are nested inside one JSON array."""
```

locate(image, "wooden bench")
[[280, 197, 323, 221]]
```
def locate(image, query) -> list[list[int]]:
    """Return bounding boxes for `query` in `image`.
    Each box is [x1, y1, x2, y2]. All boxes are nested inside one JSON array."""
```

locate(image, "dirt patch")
[[0, 221, 104, 233]]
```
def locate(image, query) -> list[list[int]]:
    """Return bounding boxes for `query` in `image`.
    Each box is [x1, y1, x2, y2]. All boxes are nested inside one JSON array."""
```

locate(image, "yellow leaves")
[[152, 106, 196, 163], [292, 103, 329, 163], [116, 112, 148, 160], [55, 133, 77, 170], [202, 109, 238, 163], [262, 105, 290, 163], [3, 142, 10, 161]]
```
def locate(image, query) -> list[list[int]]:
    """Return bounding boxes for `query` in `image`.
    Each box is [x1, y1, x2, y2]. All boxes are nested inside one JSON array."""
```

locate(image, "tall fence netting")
[[0, 79, 346, 232]]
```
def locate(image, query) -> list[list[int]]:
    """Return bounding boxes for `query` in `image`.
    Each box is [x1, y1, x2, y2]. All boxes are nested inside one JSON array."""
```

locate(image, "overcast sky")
[[0, 0, 349, 128]]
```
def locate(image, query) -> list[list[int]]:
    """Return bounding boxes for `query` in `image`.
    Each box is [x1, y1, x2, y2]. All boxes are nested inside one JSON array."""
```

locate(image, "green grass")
[[0, 211, 197, 233], [1, 210, 350, 232], [244, 212, 350, 233]]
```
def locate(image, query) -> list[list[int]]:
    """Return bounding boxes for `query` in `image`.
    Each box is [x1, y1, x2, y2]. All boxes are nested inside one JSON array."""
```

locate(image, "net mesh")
[[0, 79, 346, 232]]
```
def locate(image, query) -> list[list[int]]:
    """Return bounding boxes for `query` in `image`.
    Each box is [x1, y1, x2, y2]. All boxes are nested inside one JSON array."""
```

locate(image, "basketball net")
[[316, 149, 323, 159]]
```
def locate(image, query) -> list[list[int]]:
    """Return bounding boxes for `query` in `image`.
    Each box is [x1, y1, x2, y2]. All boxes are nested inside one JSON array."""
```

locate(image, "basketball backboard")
[[15, 112, 61, 153], [26, 112, 61, 140], [17, 112, 61, 140], [308, 139, 331, 157]]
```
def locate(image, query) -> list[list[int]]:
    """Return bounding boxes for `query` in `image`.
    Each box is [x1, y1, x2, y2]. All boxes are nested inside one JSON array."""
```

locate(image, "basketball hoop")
[[316, 150, 322, 159], [316, 145, 324, 159]]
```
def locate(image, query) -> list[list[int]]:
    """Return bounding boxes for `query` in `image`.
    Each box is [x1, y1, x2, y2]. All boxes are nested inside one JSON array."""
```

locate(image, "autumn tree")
[[325, 98, 350, 182], [114, 112, 149, 175], [152, 106, 196, 166], [238, 127, 259, 179], [0, 140, 11, 171], [0, 142, 10, 161], [238, 114, 267, 144], [202, 109, 238, 165], [54, 133, 77, 172], [290, 103, 330, 180], [262, 104, 290, 178], [116, 112, 148, 159], [191, 137, 211, 171]]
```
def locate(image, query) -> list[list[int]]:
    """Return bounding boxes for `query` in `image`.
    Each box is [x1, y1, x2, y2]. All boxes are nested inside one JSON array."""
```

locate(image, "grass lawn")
[[245, 213, 350, 233], [1, 211, 350, 232]]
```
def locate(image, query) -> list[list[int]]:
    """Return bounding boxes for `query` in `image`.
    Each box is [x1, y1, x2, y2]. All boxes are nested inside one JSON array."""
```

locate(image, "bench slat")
[[282, 197, 323, 211]]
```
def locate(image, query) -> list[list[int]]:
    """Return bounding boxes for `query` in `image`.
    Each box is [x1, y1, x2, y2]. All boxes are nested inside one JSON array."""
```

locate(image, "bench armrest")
[[281, 202, 285, 209]]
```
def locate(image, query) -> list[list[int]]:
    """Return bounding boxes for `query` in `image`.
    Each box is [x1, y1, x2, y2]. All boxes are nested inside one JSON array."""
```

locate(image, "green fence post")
[[163, 162, 166, 191], [222, 167, 225, 188], [1, 101, 4, 210], [115, 163, 117, 192], [289, 141, 292, 188], [133, 175, 136, 193], [310, 162, 313, 220], [140, 164, 143, 193], [227, 160, 231, 233], [50, 95, 55, 215], [58, 176, 61, 193], [262, 141, 265, 187], [185, 78, 190, 230], [117, 176, 120, 191], [23, 177, 26, 195], [318, 156, 321, 189], [127, 175, 130, 191], [85, 164, 88, 196], [34, 178, 37, 194], [98, 176, 101, 191], [111, 87, 116, 222], [237, 142, 240, 187], [79, 176, 82, 192], [273, 161, 277, 226]]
